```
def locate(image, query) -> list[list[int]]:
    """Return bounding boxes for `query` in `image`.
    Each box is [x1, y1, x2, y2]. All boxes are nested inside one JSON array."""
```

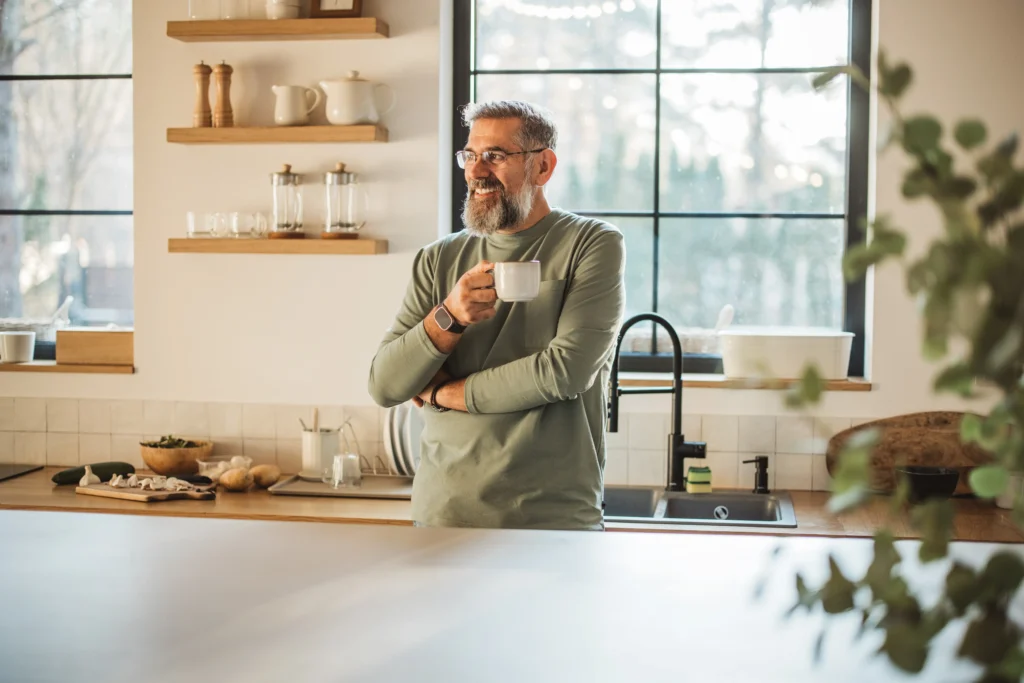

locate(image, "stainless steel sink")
[[602, 485, 797, 528]]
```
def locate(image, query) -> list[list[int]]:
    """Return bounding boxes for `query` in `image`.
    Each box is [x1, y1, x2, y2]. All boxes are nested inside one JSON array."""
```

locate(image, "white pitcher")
[[319, 71, 396, 126], [272, 85, 322, 126]]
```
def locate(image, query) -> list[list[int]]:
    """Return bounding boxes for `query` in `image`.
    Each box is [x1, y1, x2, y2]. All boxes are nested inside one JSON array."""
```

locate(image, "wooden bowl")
[[140, 439, 214, 476]]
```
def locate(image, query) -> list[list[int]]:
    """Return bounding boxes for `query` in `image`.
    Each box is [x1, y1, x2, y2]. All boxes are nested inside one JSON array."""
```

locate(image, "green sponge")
[[687, 466, 712, 484]]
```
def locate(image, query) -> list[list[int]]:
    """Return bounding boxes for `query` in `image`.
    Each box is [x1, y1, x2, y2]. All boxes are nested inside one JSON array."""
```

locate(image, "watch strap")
[[437, 302, 467, 333]]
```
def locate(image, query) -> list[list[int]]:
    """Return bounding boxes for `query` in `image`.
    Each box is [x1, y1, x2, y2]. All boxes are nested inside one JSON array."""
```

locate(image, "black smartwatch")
[[433, 302, 467, 334]]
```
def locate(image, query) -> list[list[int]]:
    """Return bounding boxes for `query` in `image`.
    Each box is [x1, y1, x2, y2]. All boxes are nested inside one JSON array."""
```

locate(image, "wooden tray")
[[75, 483, 216, 503], [268, 474, 413, 500], [826, 411, 995, 495]]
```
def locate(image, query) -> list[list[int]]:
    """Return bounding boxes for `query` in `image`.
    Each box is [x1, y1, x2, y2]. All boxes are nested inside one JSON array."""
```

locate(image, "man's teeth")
[[475, 188, 498, 196]]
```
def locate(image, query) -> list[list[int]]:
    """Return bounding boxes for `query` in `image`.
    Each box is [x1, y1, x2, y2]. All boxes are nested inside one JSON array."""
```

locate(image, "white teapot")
[[319, 71, 396, 126], [272, 85, 322, 127]]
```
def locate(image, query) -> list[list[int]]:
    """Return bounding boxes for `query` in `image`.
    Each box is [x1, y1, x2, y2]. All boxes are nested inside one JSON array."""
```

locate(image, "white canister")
[[0, 331, 36, 363], [300, 430, 339, 481], [266, 0, 300, 19]]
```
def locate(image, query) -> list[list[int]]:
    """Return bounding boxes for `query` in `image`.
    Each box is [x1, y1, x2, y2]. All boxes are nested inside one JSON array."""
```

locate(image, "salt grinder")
[[213, 60, 234, 128]]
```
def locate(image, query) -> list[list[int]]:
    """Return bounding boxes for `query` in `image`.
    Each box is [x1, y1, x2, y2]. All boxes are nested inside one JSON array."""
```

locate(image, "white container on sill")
[[266, 0, 300, 19], [718, 328, 854, 380]]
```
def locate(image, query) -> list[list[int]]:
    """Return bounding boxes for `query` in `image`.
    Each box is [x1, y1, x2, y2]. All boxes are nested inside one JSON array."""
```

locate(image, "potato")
[[219, 467, 253, 492], [250, 464, 281, 488]]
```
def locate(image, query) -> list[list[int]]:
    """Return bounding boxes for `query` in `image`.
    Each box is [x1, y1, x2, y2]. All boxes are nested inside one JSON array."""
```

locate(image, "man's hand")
[[443, 260, 498, 326], [412, 367, 452, 408]]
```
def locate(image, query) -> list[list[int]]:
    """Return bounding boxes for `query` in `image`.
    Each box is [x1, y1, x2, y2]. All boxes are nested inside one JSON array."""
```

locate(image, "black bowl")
[[895, 466, 960, 503]]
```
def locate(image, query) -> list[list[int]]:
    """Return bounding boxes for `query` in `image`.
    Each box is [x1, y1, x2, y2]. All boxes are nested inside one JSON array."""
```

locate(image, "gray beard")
[[461, 179, 536, 236]]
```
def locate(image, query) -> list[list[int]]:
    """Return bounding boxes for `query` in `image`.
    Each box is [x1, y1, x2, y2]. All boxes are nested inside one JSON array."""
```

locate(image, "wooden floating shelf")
[[167, 125, 387, 144], [166, 17, 389, 42], [0, 361, 135, 375], [168, 238, 388, 255]]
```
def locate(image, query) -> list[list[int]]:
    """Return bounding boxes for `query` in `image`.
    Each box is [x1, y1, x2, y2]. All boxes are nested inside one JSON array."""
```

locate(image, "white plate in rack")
[[404, 403, 424, 475], [390, 404, 407, 476], [383, 406, 401, 476]]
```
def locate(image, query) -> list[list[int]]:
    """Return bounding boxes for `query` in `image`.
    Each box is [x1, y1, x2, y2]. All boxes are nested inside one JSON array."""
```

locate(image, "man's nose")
[[466, 161, 494, 182]]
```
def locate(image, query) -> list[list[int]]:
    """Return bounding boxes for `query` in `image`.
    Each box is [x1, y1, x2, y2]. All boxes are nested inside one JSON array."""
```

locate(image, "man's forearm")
[[423, 305, 463, 355], [416, 376, 469, 412]]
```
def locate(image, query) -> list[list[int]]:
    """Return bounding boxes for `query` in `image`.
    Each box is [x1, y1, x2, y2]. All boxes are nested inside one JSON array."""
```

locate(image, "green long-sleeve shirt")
[[367, 209, 625, 530]]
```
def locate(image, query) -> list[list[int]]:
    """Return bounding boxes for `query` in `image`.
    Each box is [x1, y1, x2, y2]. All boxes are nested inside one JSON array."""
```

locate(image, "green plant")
[[139, 435, 201, 449], [783, 52, 1024, 681]]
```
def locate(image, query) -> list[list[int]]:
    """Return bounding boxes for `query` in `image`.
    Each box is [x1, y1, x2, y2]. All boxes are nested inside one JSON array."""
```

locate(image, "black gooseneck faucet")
[[607, 313, 707, 491]]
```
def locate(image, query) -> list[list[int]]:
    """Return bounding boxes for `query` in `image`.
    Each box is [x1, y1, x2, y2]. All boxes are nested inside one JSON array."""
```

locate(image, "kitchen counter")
[[1, 467, 1021, 541], [1, 509, 1019, 682]]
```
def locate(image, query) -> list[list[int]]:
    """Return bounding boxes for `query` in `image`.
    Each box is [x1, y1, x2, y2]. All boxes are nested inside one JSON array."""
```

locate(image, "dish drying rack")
[[0, 296, 73, 342], [336, 417, 405, 479]]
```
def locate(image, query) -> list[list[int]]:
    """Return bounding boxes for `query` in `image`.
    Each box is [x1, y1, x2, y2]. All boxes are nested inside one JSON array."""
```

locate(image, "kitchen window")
[[452, 0, 871, 377], [0, 0, 133, 359]]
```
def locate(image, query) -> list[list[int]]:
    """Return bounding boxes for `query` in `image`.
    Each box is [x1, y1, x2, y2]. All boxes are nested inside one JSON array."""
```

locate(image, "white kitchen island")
[[0, 510, 1014, 682]]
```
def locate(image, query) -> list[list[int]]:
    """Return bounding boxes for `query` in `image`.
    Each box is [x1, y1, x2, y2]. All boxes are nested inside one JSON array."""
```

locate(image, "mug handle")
[[374, 83, 397, 116], [305, 87, 323, 116]]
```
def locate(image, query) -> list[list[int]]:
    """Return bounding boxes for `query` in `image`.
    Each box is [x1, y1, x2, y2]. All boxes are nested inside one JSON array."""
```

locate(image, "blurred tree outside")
[[474, 0, 853, 352], [0, 0, 133, 327]]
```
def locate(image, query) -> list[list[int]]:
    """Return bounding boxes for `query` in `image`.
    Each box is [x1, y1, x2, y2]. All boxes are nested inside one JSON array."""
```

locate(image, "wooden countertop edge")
[[620, 376, 872, 391], [0, 361, 135, 374], [0, 502, 412, 527]]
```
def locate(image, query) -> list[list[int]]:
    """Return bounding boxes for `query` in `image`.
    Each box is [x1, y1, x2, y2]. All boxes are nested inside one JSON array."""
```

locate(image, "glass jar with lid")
[[322, 162, 368, 239], [270, 163, 304, 238]]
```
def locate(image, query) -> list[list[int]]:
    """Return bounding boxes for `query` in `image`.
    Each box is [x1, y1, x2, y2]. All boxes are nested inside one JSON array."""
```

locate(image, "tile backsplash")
[[0, 397, 862, 492]]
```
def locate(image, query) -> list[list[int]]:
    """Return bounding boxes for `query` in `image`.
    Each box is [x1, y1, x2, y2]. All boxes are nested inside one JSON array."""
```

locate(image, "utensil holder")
[[300, 430, 339, 482]]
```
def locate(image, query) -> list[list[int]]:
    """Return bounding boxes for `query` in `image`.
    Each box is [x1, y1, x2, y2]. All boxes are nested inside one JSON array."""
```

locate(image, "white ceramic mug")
[[0, 331, 36, 363], [493, 261, 541, 302]]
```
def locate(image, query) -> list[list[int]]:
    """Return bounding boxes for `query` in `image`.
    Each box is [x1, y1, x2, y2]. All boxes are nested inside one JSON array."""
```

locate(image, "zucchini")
[[52, 461, 136, 486]]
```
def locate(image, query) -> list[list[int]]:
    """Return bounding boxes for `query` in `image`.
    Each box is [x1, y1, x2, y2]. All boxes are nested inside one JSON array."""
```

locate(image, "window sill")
[[620, 373, 872, 392], [0, 361, 135, 375]]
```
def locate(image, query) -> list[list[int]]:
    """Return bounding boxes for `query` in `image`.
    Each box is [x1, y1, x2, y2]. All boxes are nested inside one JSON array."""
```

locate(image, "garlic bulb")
[[79, 466, 100, 487]]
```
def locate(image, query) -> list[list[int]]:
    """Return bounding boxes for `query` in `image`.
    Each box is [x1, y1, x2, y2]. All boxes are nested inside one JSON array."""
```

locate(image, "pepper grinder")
[[192, 61, 213, 128], [212, 60, 234, 128]]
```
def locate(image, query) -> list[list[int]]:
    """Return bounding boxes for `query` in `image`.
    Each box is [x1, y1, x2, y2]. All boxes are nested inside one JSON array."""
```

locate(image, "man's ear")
[[533, 149, 558, 187]]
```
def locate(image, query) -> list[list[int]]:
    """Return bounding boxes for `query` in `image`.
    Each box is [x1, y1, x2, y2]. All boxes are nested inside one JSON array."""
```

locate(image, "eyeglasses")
[[456, 148, 546, 169]]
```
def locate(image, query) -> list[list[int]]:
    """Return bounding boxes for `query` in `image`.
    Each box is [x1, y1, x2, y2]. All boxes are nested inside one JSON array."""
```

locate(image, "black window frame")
[[0, 69, 134, 360], [451, 0, 871, 378]]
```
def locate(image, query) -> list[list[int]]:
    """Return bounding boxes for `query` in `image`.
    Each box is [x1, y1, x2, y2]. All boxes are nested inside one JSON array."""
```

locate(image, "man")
[[367, 100, 625, 531]]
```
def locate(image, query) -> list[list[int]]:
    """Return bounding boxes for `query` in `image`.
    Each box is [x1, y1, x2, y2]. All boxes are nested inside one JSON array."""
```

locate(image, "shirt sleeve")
[[463, 228, 625, 414], [367, 246, 449, 408]]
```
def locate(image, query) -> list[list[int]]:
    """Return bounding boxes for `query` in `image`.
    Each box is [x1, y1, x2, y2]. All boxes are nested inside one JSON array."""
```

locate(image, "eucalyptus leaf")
[[980, 552, 1024, 596], [902, 168, 933, 199], [821, 556, 856, 614], [970, 465, 1010, 499], [881, 624, 930, 673], [961, 412, 983, 443], [941, 176, 978, 199], [880, 64, 912, 99], [827, 485, 869, 514], [902, 116, 943, 156], [912, 500, 953, 563], [954, 119, 987, 150], [959, 612, 1017, 665], [991, 647, 1024, 680], [934, 362, 975, 396], [865, 530, 900, 596], [946, 563, 981, 615]]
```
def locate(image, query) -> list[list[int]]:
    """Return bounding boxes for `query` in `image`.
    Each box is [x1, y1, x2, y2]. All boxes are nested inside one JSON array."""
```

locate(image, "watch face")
[[434, 306, 454, 330], [322, 0, 354, 9]]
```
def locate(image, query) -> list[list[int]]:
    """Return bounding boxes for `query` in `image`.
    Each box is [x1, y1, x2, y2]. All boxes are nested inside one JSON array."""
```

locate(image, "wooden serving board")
[[826, 411, 994, 495], [75, 484, 216, 503]]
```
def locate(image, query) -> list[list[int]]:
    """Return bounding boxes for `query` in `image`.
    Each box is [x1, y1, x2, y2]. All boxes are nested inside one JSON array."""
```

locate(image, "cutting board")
[[826, 411, 994, 495], [75, 483, 216, 503]]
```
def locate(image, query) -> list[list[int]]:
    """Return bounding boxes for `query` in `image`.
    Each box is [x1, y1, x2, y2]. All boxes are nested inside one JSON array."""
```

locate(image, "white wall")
[[3, 0, 1023, 421]]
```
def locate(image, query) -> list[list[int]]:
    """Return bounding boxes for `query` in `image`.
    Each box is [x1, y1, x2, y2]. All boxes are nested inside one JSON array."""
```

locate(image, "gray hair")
[[461, 100, 558, 152]]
